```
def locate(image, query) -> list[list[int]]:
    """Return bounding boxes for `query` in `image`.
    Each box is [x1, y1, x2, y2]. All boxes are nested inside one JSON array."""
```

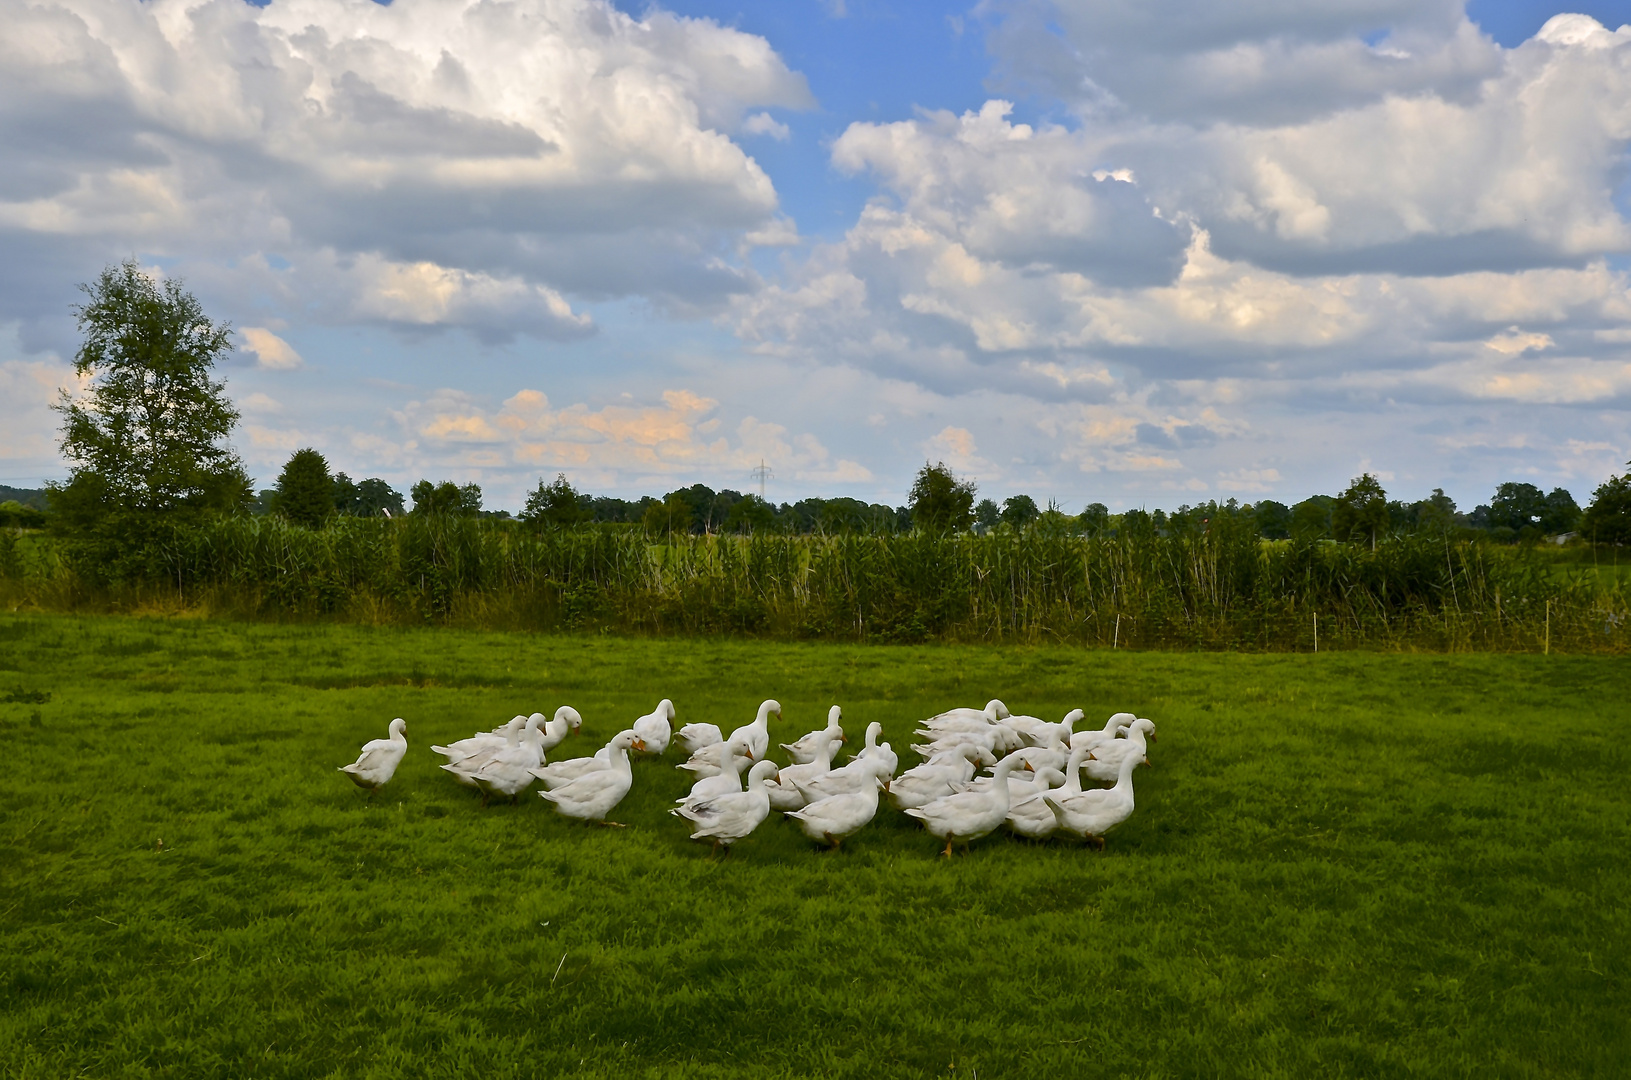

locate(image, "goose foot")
[[595, 820, 628, 828], [941, 839, 954, 858]]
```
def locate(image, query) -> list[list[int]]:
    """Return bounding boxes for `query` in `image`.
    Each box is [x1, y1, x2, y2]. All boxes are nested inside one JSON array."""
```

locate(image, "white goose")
[[1069, 712, 1135, 755], [1082, 718, 1156, 783], [904, 750, 1030, 857], [791, 754, 893, 803], [532, 728, 638, 788], [680, 699, 780, 777], [671, 759, 780, 855], [465, 715, 552, 805], [1005, 723, 1074, 775], [888, 744, 996, 810], [764, 727, 844, 812], [1004, 766, 1065, 839], [537, 706, 584, 758], [853, 721, 898, 776], [910, 722, 1022, 761], [675, 721, 722, 757], [440, 713, 540, 793], [674, 737, 754, 810], [781, 706, 846, 764], [1045, 745, 1144, 847], [537, 731, 644, 826], [339, 718, 408, 795], [431, 715, 523, 767], [786, 771, 887, 849], [915, 699, 1011, 736], [1001, 708, 1084, 748], [631, 698, 677, 755]]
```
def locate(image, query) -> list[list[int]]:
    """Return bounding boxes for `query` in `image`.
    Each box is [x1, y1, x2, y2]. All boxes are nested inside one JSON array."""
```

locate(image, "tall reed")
[[2, 517, 1625, 651]]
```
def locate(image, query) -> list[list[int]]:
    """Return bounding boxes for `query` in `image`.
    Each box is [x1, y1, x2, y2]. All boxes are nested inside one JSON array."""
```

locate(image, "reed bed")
[[1, 516, 1626, 651]]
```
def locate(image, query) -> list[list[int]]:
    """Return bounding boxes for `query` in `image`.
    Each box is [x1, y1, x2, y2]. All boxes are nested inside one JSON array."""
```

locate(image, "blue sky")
[[4, 0, 1631, 513]]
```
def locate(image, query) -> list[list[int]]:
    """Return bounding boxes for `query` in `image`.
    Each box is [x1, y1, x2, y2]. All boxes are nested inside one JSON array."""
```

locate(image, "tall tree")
[[1581, 463, 1631, 545], [1332, 475, 1389, 549], [51, 260, 250, 527], [1000, 495, 1040, 529], [522, 474, 591, 528], [908, 461, 976, 532], [273, 448, 335, 528]]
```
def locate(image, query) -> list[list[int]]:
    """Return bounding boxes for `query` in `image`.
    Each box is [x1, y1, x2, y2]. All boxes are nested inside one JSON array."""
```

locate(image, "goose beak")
[[746, 750, 755, 760]]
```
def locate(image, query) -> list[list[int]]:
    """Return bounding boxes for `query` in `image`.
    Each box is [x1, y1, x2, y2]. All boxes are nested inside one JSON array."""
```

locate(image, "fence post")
[[1313, 612, 1318, 653], [1113, 612, 1120, 649], [1545, 599, 1550, 656]]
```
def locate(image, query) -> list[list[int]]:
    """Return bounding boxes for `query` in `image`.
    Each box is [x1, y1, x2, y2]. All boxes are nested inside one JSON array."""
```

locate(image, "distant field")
[[2, 615, 1627, 1078]]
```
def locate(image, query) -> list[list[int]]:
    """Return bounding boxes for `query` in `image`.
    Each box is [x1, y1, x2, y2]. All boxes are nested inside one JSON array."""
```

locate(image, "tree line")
[[16, 260, 1631, 548]]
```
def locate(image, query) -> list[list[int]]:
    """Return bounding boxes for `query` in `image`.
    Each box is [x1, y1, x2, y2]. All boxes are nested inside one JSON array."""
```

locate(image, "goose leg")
[[942, 839, 953, 858], [595, 820, 628, 828]]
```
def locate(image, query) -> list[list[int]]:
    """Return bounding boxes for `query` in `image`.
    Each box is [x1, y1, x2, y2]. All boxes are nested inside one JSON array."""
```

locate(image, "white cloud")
[[239, 328, 304, 370], [741, 112, 791, 140], [0, 0, 813, 346]]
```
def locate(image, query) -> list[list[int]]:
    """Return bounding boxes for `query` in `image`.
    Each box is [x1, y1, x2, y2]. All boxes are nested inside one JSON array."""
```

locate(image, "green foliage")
[[411, 480, 482, 516], [0, 501, 46, 529], [907, 461, 975, 533], [50, 260, 250, 530], [522, 474, 591, 529], [273, 448, 334, 528], [331, 474, 404, 517], [974, 497, 1000, 528], [724, 494, 777, 534], [1076, 501, 1110, 536], [1582, 463, 1631, 545], [2, 615, 1628, 1077], [1332, 473, 1389, 548], [1254, 499, 1291, 539], [999, 494, 1039, 529], [1291, 495, 1334, 542]]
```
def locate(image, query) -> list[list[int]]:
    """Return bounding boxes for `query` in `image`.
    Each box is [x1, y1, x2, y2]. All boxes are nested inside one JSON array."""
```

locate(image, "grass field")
[[2, 615, 1627, 1078]]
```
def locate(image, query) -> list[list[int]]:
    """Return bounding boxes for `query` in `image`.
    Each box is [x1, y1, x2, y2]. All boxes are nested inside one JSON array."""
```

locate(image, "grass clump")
[[1, 613, 1628, 1077]]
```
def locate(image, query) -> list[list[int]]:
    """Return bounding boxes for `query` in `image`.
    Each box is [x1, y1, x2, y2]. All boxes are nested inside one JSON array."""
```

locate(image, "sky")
[[5, 0, 1631, 513]]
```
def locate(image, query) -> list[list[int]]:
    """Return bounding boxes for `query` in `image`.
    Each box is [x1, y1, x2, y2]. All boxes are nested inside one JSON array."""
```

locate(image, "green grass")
[[2, 615, 1627, 1078]]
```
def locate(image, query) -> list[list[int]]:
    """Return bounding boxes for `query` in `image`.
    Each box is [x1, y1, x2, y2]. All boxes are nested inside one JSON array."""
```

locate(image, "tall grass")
[[2, 516, 1626, 650]]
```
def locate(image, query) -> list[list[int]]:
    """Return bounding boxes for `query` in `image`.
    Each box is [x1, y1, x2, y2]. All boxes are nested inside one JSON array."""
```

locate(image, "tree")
[[1411, 488, 1458, 535], [273, 448, 335, 528], [725, 494, 778, 534], [1488, 482, 1547, 535], [1253, 500, 1292, 539], [1000, 495, 1040, 530], [1581, 463, 1631, 545], [1076, 502, 1110, 536], [50, 260, 250, 528], [522, 474, 591, 528], [974, 498, 1001, 530], [350, 478, 404, 517], [908, 461, 976, 532], [1331, 475, 1389, 549], [1290, 496, 1333, 542], [642, 492, 694, 535], [411, 481, 481, 516], [1541, 488, 1581, 535]]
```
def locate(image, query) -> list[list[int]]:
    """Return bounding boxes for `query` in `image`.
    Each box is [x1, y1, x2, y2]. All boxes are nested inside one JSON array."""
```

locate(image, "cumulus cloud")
[[0, 0, 812, 346], [239, 328, 304, 370]]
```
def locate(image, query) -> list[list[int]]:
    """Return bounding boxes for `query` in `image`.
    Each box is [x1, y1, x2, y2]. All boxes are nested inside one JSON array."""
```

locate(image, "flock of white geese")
[[339, 699, 1155, 856]]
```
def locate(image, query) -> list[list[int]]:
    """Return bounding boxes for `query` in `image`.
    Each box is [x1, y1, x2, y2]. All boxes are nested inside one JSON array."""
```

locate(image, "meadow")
[[2, 614, 1627, 1078]]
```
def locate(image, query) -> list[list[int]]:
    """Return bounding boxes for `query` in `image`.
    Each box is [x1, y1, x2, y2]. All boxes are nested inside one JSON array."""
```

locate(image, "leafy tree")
[[349, 478, 404, 517], [411, 481, 481, 516], [1331, 475, 1389, 549], [1253, 500, 1291, 539], [725, 494, 778, 533], [50, 260, 250, 528], [974, 498, 1001, 529], [1000, 495, 1040, 529], [522, 474, 591, 528], [642, 492, 694, 535], [1290, 496, 1333, 542], [908, 461, 976, 532], [1581, 463, 1631, 545], [1076, 502, 1110, 536], [1541, 488, 1581, 535], [273, 449, 335, 528], [1488, 482, 1547, 534]]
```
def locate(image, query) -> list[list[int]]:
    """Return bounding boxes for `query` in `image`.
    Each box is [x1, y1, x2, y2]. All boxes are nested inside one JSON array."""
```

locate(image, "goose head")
[[656, 699, 677, 726], [826, 705, 844, 740], [1129, 717, 1156, 744], [984, 699, 1010, 722], [756, 699, 782, 726], [745, 759, 780, 789], [864, 721, 882, 750], [1058, 709, 1084, 736], [388, 718, 407, 739], [555, 705, 584, 733], [609, 730, 641, 753]]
